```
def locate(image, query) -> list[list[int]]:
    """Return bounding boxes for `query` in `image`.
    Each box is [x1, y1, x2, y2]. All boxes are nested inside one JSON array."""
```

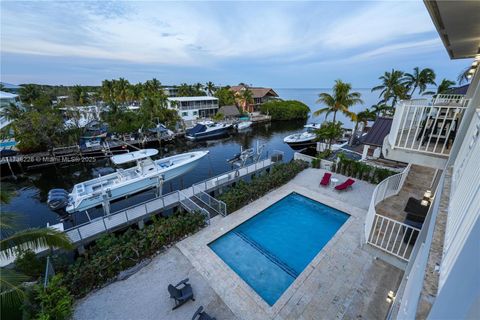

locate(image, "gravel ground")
[[73, 247, 236, 320]]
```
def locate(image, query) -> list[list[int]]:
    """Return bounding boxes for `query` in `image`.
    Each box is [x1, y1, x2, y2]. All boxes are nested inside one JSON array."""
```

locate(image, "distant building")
[[229, 85, 279, 112], [163, 87, 179, 97], [167, 96, 219, 122]]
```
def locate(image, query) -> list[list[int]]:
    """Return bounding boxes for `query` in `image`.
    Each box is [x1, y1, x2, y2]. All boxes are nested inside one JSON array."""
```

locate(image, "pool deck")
[[177, 168, 403, 319]]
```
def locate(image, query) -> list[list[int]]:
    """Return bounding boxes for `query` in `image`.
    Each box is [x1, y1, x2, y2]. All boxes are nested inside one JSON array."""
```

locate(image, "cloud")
[[1, 0, 442, 79]]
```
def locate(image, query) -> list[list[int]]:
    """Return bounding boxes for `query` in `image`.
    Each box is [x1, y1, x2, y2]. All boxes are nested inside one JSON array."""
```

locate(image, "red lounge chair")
[[320, 172, 332, 186], [335, 178, 355, 191]]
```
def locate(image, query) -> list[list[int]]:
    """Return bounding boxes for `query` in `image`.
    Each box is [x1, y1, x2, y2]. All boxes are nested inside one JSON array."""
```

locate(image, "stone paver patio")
[[73, 247, 236, 320], [74, 168, 404, 320], [177, 168, 403, 320]]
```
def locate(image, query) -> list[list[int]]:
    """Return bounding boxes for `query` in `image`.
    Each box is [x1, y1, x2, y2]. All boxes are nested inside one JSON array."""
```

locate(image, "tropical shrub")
[[259, 100, 310, 120], [218, 160, 308, 212], [62, 212, 205, 297], [23, 275, 73, 320], [334, 154, 397, 184], [14, 249, 45, 279]]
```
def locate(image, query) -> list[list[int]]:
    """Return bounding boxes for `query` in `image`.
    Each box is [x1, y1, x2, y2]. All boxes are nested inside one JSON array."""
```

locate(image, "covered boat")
[[185, 121, 232, 141], [47, 149, 208, 213]]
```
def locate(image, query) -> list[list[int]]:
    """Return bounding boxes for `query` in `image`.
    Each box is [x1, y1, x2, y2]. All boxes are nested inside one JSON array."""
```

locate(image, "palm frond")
[[0, 228, 73, 259], [313, 107, 331, 117], [0, 213, 19, 230], [0, 268, 29, 312]]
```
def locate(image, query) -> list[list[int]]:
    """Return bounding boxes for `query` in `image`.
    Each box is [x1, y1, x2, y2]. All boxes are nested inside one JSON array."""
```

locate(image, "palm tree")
[[101, 80, 115, 104], [371, 104, 394, 117], [235, 88, 254, 113], [403, 67, 436, 96], [144, 78, 162, 96], [349, 108, 376, 146], [18, 84, 40, 105], [457, 66, 471, 85], [435, 79, 456, 95], [372, 69, 406, 107], [205, 81, 216, 96], [314, 80, 363, 124], [114, 78, 130, 105], [0, 188, 73, 314], [0, 103, 24, 121]]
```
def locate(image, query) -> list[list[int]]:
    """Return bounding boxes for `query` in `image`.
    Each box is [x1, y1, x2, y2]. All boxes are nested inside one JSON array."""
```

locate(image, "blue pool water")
[[209, 193, 349, 305]]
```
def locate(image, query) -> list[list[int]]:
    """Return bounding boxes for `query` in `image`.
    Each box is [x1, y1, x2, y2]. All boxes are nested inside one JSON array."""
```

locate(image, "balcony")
[[383, 94, 469, 168]]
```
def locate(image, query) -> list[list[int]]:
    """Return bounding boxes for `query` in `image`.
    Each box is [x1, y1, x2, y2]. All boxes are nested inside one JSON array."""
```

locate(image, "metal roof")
[[361, 117, 393, 147]]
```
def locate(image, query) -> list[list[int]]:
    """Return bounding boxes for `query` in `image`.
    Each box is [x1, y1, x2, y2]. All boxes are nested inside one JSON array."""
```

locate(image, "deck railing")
[[192, 185, 227, 216], [178, 190, 211, 223], [364, 164, 419, 261], [389, 96, 469, 156]]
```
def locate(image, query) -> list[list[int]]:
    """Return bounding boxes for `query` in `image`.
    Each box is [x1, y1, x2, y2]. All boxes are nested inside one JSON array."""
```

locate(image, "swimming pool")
[[209, 192, 349, 306]]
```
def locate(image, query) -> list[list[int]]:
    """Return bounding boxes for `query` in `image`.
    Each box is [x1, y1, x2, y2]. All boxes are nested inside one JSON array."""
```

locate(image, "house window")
[[181, 112, 188, 117], [193, 111, 198, 116]]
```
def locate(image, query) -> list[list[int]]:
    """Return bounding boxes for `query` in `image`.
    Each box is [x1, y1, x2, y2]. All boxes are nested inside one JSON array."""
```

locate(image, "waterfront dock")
[[64, 157, 277, 246]]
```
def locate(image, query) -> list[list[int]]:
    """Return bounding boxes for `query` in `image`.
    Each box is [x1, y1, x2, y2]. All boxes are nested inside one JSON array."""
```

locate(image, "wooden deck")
[[65, 158, 274, 245]]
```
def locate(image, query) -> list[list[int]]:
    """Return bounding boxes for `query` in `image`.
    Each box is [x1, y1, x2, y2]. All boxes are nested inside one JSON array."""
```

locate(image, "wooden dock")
[[64, 158, 275, 245]]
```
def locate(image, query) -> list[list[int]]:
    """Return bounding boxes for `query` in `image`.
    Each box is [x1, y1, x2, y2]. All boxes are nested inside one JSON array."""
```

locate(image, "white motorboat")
[[236, 121, 252, 130], [304, 123, 322, 130], [283, 131, 317, 149], [47, 149, 208, 213], [185, 121, 232, 141]]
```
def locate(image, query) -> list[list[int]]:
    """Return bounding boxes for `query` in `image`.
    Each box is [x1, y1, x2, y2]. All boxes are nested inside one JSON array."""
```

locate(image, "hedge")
[[259, 100, 310, 120], [217, 160, 308, 212], [334, 154, 397, 184], [61, 212, 205, 298]]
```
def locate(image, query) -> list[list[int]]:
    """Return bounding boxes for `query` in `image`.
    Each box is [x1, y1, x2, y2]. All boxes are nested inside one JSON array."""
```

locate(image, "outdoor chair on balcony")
[[320, 172, 332, 186], [192, 306, 216, 320], [168, 278, 195, 310], [335, 178, 355, 191]]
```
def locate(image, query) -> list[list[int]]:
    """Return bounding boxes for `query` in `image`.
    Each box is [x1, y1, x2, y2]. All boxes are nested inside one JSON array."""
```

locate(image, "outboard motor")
[[47, 189, 69, 212]]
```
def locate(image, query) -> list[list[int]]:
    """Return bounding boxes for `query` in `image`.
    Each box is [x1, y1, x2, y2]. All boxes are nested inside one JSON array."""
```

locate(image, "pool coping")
[[177, 179, 368, 319]]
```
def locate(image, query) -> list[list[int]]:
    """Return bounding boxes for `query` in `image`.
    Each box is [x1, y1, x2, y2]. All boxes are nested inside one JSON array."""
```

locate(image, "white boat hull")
[[65, 151, 208, 213]]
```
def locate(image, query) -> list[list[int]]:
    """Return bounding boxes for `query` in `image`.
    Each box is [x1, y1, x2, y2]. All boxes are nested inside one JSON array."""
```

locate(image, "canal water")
[[2, 88, 380, 230]]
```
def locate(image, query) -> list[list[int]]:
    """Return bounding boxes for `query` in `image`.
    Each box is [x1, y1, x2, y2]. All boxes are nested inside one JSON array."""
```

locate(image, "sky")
[[0, 0, 470, 88]]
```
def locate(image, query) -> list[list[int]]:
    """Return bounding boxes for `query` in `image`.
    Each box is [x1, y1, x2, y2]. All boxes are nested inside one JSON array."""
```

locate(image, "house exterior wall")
[[167, 97, 219, 121]]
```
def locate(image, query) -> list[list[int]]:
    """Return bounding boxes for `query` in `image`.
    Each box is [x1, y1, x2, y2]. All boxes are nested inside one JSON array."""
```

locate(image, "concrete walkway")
[[73, 247, 236, 320]]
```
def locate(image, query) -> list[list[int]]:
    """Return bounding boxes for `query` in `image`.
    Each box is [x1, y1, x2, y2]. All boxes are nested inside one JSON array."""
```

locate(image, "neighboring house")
[[218, 105, 240, 119], [0, 91, 21, 130], [167, 96, 219, 122], [230, 85, 279, 112], [447, 84, 469, 95], [360, 117, 393, 159], [163, 87, 178, 97]]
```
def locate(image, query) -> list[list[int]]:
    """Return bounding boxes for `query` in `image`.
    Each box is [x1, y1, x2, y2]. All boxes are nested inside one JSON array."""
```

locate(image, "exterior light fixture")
[[424, 190, 432, 199], [421, 199, 429, 206], [386, 290, 396, 303], [473, 61, 479, 67]]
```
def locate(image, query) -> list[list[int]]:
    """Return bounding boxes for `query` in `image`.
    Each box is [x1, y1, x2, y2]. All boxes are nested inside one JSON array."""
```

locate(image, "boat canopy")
[[186, 124, 207, 135], [111, 149, 158, 165]]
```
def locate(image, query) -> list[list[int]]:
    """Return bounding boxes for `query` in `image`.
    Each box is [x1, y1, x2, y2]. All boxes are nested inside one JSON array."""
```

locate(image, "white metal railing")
[[432, 94, 467, 105], [192, 185, 227, 216], [388, 172, 445, 319], [365, 164, 419, 261], [178, 190, 211, 224], [441, 109, 480, 289], [389, 98, 468, 156], [367, 214, 420, 261]]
